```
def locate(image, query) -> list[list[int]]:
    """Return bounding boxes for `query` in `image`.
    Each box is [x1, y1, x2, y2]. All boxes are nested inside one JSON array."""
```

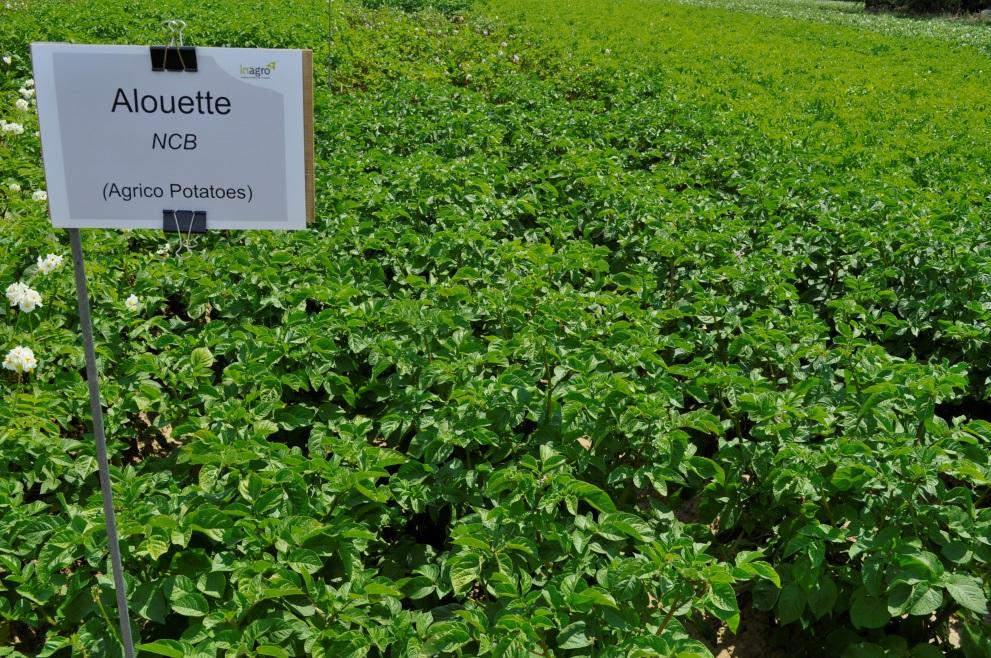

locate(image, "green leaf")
[[197, 571, 226, 599], [252, 419, 280, 440], [749, 561, 781, 588], [911, 643, 945, 658], [944, 574, 989, 614], [960, 620, 991, 658], [830, 463, 876, 491], [131, 582, 168, 624], [364, 581, 403, 598], [888, 583, 942, 617], [186, 505, 229, 542], [36, 637, 72, 658], [287, 549, 323, 575], [807, 576, 837, 620], [752, 578, 780, 612], [862, 554, 886, 597], [776, 581, 805, 625], [403, 576, 435, 600], [568, 481, 616, 513], [260, 587, 304, 600], [570, 587, 619, 610], [844, 642, 887, 658], [256, 647, 289, 658], [137, 640, 187, 657], [879, 637, 910, 656], [709, 582, 737, 613], [558, 621, 593, 649], [424, 621, 471, 653], [171, 591, 210, 617], [850, 587, 890, 630], [448, 554, 481, 595], [599, 512, 653, 542], [709, 582, 741, 632], [141, 532, 170, 561], [486, 468, 520, 497], [687, 456, 725, 485], [189, 347, 215, 376], [941, 541, 972, 565]]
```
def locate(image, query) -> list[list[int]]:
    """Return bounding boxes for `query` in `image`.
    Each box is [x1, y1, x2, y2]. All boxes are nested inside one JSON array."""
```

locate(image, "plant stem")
[[656, 593, 687, 637], [92, 584, 123, 647]]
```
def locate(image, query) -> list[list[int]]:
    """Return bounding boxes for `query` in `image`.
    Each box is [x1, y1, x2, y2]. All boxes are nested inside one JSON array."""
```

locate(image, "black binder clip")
[[151, 46, 197, 72], [163, 210, 206, 234], [151, 20, 197, 72]]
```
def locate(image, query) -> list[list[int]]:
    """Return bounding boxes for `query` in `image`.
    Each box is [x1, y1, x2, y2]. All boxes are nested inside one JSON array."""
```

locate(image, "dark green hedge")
[[866, 0, 985, 13], [358, 0, 472, 14]]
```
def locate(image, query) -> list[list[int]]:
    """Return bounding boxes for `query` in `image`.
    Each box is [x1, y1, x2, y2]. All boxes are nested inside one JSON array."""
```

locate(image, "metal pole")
[[68, 228, 136, 658]]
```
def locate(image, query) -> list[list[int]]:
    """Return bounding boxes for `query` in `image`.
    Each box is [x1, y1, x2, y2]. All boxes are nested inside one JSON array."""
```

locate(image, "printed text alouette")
[[111, 88, 232, 115]]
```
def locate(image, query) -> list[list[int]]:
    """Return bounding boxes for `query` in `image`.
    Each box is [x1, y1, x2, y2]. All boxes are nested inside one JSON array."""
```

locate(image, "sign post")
[[67, 227, 137, 657], [32, 38, 313, 656]]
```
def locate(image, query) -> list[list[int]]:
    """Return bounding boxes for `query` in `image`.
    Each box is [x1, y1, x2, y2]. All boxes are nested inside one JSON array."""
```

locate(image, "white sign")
[[31, 44, 313, 230]]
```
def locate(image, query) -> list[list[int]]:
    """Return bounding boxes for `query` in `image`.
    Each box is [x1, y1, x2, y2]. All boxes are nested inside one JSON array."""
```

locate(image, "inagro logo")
[[239, 60, 277, 79]]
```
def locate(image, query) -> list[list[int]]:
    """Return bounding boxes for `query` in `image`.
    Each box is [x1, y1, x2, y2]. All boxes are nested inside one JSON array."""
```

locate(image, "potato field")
[[1, 0, 990, 656]]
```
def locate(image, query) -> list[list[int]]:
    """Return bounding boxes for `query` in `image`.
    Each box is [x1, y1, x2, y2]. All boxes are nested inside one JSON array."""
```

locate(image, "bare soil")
[[713, 606, 789, 658]]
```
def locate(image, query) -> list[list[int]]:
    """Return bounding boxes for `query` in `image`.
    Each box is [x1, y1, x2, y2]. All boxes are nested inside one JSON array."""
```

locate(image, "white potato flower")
[[8, 182, 20, 192], [6, 281, 41, 312], [14, 99, 28, 112], [1, 56, 10, 66], [125, 294, 141, 312], [6, 281, 29, 306], [19, 88, 33, 99], [3, 346, 37, 374], [36, 253, 63, 275], [2, 122, 24, 135], [32, 190, 47, 202], [24, 79, 33, 88], [17, 288, 41, 312]]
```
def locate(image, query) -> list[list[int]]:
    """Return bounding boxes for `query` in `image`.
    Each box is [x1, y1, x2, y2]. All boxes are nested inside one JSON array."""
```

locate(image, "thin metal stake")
[[68, 228, 136, 658]]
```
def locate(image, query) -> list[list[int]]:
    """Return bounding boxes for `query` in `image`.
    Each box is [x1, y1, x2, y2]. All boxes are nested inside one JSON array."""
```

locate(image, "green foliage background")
[[1, 0, 990, 656]]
